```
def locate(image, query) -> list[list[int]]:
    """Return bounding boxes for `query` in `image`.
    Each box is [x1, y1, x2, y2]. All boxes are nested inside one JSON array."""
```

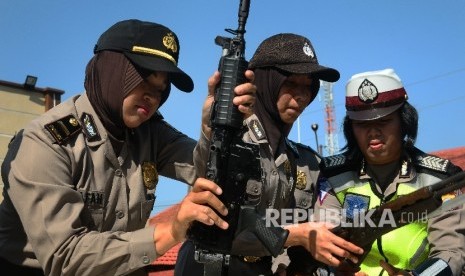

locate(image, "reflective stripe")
[[418, 259, 448, 276]]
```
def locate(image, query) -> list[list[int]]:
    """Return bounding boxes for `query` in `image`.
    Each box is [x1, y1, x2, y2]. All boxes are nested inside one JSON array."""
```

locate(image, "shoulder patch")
[[248, 119, 266, 141], [44, 115, 81, 145], [343, 193, 370, 220], [81, 113, 101, 142]]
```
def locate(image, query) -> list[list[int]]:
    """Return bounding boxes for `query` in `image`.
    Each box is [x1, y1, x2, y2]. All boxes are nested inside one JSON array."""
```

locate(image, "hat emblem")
[[358, 79, 378, 103], [163, 32, 178, 53], [302, 42, 314, 58]]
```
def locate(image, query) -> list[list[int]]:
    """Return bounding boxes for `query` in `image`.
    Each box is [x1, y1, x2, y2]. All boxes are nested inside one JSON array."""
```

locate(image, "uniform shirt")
[[193, 114, 320, 256], [314, 149, 465, 275], [0, 94, 197, 276]]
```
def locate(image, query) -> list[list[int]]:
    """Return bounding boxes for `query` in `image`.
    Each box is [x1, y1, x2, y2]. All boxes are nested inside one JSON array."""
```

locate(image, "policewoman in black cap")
[[175, 33, 363, 276], [314, 68, 465, 275], [0, 19, 256, 276]]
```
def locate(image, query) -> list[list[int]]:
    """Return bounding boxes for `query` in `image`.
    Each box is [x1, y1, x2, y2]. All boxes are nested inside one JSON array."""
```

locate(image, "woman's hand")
[[285, 222, 364, 267], [171, 178, 229, 241], [153, 178, 228, 255], [379, 260, 414, 276]]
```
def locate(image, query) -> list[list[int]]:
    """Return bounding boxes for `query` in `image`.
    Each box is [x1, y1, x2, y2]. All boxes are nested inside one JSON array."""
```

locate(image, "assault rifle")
[[187, 1, 288, 275], [287, 170, 465, 275]]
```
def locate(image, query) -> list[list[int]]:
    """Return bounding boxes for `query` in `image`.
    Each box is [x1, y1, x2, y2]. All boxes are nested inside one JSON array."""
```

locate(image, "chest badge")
[[142, 162, 158, 190], [296, 170, 307, 190]]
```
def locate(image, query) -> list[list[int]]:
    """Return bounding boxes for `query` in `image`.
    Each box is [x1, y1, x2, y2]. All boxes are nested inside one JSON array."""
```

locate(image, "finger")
[[234, 94, 255, 108], [195, 205, 229, 230], [233, 83, 256, 99], [325, 244, 359, 265], [244, 69, 255, 83], [379, 260, 397, 275], [327, 254, 334, 265], [188, 189, 228, 217], [331, 234, 364, 255], [207, 71, 221, 97], [191, 178, 222, 195], [236, 103, 254, 117]]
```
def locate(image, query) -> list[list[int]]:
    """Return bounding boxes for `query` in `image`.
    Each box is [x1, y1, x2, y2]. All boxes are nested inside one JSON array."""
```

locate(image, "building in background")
[[0, 76, 64, 201]]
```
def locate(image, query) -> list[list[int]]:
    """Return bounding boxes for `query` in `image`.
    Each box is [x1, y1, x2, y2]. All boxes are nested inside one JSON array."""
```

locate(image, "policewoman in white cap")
[[175, 33, 363, 276], [0, 19, 256, 276], [314, 68, 465, 275]]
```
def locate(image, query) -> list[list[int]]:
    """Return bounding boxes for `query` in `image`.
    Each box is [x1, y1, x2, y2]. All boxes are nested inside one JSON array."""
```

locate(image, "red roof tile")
[[430, 146, 465, 170], [147, 204, 182, 275], [153, 243, 182, 266]]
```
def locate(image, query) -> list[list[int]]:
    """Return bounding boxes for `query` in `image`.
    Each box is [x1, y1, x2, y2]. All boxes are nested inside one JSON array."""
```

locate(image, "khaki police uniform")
[[314, 148, 465, 275], [175, 114, 320, 275], [0, 93, 197, 276]]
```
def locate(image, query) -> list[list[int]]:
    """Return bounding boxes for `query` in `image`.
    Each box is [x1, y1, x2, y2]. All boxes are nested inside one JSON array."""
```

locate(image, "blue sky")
[[2, 1, 464, 215]]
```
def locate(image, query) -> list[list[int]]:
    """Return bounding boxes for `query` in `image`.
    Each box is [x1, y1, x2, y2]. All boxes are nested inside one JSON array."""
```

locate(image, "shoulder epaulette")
[[289, 140, 321, 158], [285, 138, 299, 158], [409, 146, 460, 176], [320, 152, 356, 177], [157, 117, 184, 137], [415, 154, 449, 173], [322, 153, 347, 168], [44, 115, 81, 145]]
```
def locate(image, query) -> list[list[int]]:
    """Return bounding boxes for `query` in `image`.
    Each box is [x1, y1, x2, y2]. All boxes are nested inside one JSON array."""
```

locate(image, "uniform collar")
[[359, 155, 413, 179]]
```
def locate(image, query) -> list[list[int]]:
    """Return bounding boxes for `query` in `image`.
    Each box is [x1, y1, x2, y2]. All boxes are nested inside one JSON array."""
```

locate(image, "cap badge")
[[163, 32, 178, 53], [142, 161, 158, 190], [303, 42, 314, 58], [358, 79, 379, 103]]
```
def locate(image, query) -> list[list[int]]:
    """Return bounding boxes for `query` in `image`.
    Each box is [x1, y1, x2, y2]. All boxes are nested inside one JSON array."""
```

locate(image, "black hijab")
[[253, 68, 292, 157], [84, 51, 171, 153]]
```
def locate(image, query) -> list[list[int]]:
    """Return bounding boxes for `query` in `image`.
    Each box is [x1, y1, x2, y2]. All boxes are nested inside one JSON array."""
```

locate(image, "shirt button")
[[267, 201, 272, 207], [142, 255, 150, 264], [272, 170, 277, 175], [116, 211, 124, 219], [115, 169, 122, 177]]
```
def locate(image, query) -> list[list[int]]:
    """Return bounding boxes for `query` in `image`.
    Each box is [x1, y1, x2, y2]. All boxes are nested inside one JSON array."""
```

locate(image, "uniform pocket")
[[141, 194, 156, 221], [294, 189, 313, 209]]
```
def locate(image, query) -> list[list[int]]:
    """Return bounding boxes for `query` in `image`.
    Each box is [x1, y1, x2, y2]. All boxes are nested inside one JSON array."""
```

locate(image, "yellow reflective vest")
[[333, 179, 429, 275]]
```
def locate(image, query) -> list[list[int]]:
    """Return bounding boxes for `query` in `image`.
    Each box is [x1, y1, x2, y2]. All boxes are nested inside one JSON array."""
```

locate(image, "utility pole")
[[311, 123, 322, 155]]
